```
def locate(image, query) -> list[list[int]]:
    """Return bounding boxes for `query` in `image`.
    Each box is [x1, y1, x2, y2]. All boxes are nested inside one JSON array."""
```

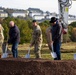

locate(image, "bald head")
[[9, 21, 15, 27]]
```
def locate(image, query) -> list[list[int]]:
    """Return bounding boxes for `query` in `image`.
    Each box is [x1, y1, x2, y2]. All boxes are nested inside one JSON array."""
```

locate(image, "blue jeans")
[[53, 41, 61, 60], [12, 42, 19, 58]]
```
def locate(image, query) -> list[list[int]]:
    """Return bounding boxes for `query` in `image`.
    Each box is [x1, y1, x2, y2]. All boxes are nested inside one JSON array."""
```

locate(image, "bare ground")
[[0, 58, 76, 75]]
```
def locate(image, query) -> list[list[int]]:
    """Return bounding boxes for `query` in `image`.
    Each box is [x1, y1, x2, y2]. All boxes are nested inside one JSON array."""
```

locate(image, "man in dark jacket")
[[8, 21, 20, 58], [50, 17, 61, 60]]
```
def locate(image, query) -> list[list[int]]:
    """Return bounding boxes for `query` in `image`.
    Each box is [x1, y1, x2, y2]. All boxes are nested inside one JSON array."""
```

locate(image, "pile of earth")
[[0, 58, 76, 75]]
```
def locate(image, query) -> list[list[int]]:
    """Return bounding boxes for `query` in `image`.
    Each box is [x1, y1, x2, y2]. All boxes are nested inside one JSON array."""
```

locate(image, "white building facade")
[[0, 9, 8, 18], [11, 10, 28, 18]]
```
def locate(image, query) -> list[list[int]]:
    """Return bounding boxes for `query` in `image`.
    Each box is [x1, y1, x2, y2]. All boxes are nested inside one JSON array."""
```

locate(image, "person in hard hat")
[[30, 20, 43, 58]]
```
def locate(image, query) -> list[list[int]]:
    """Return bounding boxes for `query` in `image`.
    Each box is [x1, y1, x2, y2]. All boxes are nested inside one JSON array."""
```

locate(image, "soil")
[[0, 58, 76, 75]]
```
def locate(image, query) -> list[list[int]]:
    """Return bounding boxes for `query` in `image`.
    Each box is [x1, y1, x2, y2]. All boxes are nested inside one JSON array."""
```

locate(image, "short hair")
[[32, 20, 37, 23]]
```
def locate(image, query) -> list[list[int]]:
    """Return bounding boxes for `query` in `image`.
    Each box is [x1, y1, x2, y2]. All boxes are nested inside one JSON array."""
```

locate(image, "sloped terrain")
[[0, 58, 76, 75]]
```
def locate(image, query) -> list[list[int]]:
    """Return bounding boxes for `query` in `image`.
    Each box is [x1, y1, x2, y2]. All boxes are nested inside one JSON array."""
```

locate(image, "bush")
[[68, 22, 76, 42], [2, 17, 76, 44], [70, 28, 76, 41], [2, 17, 32, 43]]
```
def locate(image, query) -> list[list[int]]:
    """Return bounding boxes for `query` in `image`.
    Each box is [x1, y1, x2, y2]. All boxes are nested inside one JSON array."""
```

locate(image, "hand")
[[51, 41, 54, 46], [48, 41, 54, 48], [29, 44, 32, 48], [4, 42, 8, 46]]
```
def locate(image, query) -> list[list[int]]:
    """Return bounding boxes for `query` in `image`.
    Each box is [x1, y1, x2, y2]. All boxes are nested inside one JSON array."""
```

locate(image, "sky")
[[0, 0, 76, 15]]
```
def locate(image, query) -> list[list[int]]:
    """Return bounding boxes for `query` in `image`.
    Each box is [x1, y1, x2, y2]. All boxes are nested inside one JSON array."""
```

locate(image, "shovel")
[[74, 54, 76, 60], [1, 43, 8, 58], [25, 47, 30, 58], [50, 43, 57, 58]]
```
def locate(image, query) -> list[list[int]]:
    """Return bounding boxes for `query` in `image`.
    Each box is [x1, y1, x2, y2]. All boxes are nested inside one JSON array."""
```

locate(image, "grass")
[[6, 42, 76, 60]]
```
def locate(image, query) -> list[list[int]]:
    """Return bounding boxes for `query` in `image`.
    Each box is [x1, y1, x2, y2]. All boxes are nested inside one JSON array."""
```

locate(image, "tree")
[[2, 17, 32, 43]]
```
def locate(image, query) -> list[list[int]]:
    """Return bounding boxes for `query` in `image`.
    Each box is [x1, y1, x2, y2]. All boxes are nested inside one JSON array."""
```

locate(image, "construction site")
[[0, 0, 76, 75]]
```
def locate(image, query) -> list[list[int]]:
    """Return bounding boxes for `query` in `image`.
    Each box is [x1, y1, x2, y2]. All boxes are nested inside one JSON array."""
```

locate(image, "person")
[[46, 26, 52, 50], [8, 21, 20, 58], [58, 18, 63, 44], [50, 17, 61, 60], [30, 20, 43, 58], [58, 17, 68, 44], [0, 24, 4, 54]]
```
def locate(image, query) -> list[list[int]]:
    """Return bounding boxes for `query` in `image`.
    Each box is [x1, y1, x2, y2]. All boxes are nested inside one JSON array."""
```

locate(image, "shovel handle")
[[28, 47, 30, 54], [51, 43, 54, 52], [5, 44, 8, 53]]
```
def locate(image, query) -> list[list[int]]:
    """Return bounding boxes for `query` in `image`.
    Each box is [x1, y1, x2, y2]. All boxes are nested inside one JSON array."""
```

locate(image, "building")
[[11, 10, 28, 18], [0, 7, 8, 18], [28, 8, 43, 18], [33, 15, 45, 20]]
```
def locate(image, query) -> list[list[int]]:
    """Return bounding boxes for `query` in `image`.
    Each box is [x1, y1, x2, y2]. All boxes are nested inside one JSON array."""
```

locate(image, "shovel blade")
[[74, 54, 76, 60], [25, 54, 30, 58], [1, 53, 8, 58], [51, 52, 57, 58]]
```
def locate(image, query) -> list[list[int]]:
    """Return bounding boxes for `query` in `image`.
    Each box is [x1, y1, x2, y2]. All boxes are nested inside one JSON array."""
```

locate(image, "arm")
[[30, 37, 35, 47]]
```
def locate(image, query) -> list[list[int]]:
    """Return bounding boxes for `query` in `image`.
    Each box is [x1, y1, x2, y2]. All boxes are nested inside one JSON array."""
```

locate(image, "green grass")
[[7, 42, 76, 60]]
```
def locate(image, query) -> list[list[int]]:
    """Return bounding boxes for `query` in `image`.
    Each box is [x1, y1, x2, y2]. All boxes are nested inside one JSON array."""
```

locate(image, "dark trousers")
[[53, 41, 61, 60], [12, 42, 19, 58]]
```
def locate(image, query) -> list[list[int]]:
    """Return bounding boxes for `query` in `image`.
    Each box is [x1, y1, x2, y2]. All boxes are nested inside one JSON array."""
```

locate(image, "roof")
[[0, 11, 7, 14], [28, 8, 43, 13], [11, 10, 27, 13]]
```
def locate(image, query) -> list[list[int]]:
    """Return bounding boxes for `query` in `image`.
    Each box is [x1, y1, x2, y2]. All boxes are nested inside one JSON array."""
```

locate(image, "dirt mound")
[[0, 58, 76, 75]]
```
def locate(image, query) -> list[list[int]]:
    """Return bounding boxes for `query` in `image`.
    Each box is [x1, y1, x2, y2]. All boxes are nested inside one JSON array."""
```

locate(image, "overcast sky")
[[0, 0, 76, 15]]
